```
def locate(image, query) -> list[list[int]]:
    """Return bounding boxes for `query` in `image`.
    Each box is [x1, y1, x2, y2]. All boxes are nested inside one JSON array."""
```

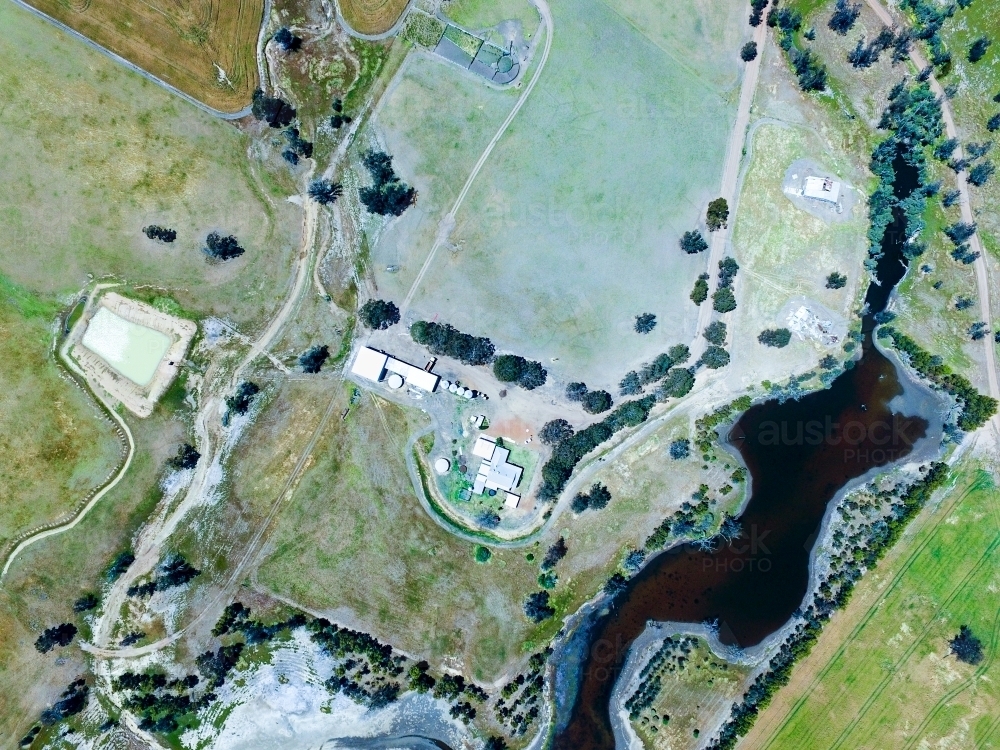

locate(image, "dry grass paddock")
[[22, 0, 262, 112], [339, 0, 411, 35]]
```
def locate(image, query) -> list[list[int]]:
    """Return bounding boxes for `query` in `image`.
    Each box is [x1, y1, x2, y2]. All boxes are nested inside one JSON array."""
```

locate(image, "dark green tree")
[[309, 179, 343, 205], [700, 346, 731, 369], [713, 287, 737, 313], [680, 230, 708, 254], [969, 36, 992, 63], [299, 345, 330, 373], [706, 198, 730, 231], [703, 321, 727, 346], [582, 389, 613, 414], [634, 313, 657, 333], [358, 299, 400, 329], [690, 274, 709, 305], [741, 41, 758, 62], [758, 328, 792, 347], [826, 271, 847, 289]]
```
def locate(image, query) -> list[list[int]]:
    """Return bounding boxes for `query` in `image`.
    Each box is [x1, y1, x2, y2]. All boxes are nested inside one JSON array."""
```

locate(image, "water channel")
[[551, 154, 946, 749]]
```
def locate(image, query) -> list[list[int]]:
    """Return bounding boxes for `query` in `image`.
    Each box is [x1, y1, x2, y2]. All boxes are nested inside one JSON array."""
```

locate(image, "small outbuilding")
[[802, 176, 841, 204]]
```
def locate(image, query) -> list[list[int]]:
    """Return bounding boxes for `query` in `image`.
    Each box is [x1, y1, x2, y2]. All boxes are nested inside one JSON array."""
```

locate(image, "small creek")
[[551, 154, 945, 749]]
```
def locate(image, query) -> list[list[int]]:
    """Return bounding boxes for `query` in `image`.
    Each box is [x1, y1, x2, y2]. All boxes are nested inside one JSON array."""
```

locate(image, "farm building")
[[802, 176, 841, 204], [471, 436, 523, 496], [350, 346, 440, 392]]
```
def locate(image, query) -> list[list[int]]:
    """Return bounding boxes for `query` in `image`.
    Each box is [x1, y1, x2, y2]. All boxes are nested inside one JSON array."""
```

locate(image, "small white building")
[[802, 176, 841, 205]]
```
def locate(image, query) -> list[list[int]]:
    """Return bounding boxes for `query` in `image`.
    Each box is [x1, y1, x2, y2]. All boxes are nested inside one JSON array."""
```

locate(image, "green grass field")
[[742, 462, 1000, 749], [0, 278, 122, 559], [443, 0, 540, 36], [371, 0, 747, 388], [0, 1, 300, 332]]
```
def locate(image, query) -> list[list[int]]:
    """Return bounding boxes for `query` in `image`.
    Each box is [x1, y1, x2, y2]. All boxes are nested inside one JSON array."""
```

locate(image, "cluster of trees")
[[330, 98, 353, 129], [566, 381, 613, 414], [878, 326, 997, 431], [282, 127, 313, 165], [570, 482, 612, 513], [143, 225, 176, 243], [955, 295, 974, 310], [251, 88, 296, 128], [828, 0, 861, 34], [34, 623, 78, 653], [40, 679, 88, 726], [690, 273, 710, 305], [493, 650, 548, 738], [538, 395, 657, 500], [758, 328, 792, 347], [969, 321, 990, 341], [359, 150, 416, 216], [299, 344, 330, 373], [114, 668, 205, 733], [898, 0, 956, 69], [706, 198, 729, 231], [789, 47, 829, 91], [410, 320, 494, 365], [523, 590, 555, 622], [713, 257, 739, 313], [618, 344, 691, 397], [203, 232, 245, 261], [273, 27, 302, 52], [309, 618, 398, 673], [127, 553, 201, 598], [826, 271, 847, 289], [680, 230, 708, 254], [308, 178, 343, 204], [944, 221, 981, 264], [848, 27, 911, 68], [226, 381, 260, 417], [539, 419, 573, 445], [950, 625, 984, 664], [359, 299, 400, 329], [541, 537, 568, 571], [709, 463, 948, 749], [494, 354, 547, 390], [634, 312, 657, 334], [168, 443, 200, 470], [749, 0, 769, 27], [211, 602, 306, 644]]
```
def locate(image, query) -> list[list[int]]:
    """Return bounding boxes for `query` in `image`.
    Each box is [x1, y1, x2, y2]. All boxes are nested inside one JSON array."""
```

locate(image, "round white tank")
[[434, 458, 451, 474], [387, 373, 404, 389]]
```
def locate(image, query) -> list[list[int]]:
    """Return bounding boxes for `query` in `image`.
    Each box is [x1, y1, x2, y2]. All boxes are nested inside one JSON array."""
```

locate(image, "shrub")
[[203, 232, 244, 261], [988, 113, 1000, 132], [582, 389, 613, 414], [826, 272, 847, 289], [741, 41, 758, 62], [40, 680, 88, 725], [700, 346, 730, 369], [670, 438, 691, 459], [706, 198, 729, 231], [476, 510, 501, 529], [143, 225, 176, 243], [105, 551, 135, 582], [539, 419, 574, 445], [273, 27, 302, 51], [703, 321, 727, 346], [226, 381, 260, 416], [758, 328, 792, 347], [73, 593, 99, 612], [358, 299, 400, 330], [634, 313, 657, 334], [168, 443, 200, 470], [474, 545, 492, 563], [299, 345, 330, 373], [680, 230, 708, 254]]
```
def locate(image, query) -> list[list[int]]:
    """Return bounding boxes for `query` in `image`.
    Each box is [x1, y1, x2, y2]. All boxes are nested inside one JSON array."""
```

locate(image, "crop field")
[[0, 278, 122, 565], [0, 2, 299, 331], [372, 0, 747, 388], [741, 462, 1000, 750], [340, 0, 411, 35], [22, 0, 262, 113], [443, 0, 539, 37], [0, 398, 187, 746]]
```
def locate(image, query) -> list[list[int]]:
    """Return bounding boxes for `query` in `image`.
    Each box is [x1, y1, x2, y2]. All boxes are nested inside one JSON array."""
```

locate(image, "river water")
[[551, 155, 944, 748]]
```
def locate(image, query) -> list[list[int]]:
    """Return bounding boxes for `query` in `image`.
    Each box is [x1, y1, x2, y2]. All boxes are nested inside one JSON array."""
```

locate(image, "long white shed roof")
[[351, 347, 388, 382]]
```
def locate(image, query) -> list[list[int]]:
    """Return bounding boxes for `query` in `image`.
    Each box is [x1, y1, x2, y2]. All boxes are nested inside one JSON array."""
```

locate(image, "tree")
[[619, 371, 642, 395], [623, 549, 645, 572], [680, 230, 708, 254], [226, 381, 260, 416], [541, 537, 568, 570], [700, 346, 730, 369], [826, 271, 847, 289], [566, 381, 588, 402], [945, 221, 977, 244], [284, 127, 312, 158], [634, 313, 657, 333], [741, 41, 758, 62], [950, 625, 983, 664], [282, 149, 299, 165], [989, 113, 1000, 132], [35, 623, 78, 653], [758, 328, 792, 347], [969, 161, 995, 187], [587, 483, 611, 510], [582, 389, 613, 414], [73, 593, 99, 612], [474, 545, 492, 563], [308, 179, 343, 205], [358, 299, 400, 330], [955, 296, 975, 310], [704, 321, 727, 346], [105, 551, 135, 582], [299, 345, 330, 373], [168, 443, 200, 471], [41, 680, 89, 725], [942, 189, 961, 207], [273, 27, 302, 51], [713, 287, 737, 313], [485, 737, 509, 750], [690, 274, 709, 305], [707, 198, 730, 231], [540, 419, 574, 445], [571, 492, 590, 513], [251, 89, 296, 128], [523, 591, 555, 622], [477, 510, 501, 528], [790, 48, 828, 91], [819, 354, 838, 370], [410, 321, 494, 365], [143, 225, 176, 243], [203, 232, 245, 261], [935, 138, 959, 161], [829, 0, 861, 34], [969, 36, 992, 63], [669, 438, 690, 459], [360, 150, 416, 216], [493, 354, 547, 389], [749, 0, 768, 26]]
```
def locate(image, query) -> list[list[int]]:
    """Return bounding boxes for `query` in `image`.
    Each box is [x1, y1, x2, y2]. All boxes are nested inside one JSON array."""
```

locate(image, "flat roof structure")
[[351, 347, 388, 382], [473, 436, 497, 459], [471, 439, 523, 495], [803, 176, 841, 204], [504, 492, 521, 509]]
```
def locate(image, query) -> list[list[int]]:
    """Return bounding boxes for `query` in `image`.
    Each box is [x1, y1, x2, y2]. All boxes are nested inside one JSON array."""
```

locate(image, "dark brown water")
[[552, 154, 932, 749]]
